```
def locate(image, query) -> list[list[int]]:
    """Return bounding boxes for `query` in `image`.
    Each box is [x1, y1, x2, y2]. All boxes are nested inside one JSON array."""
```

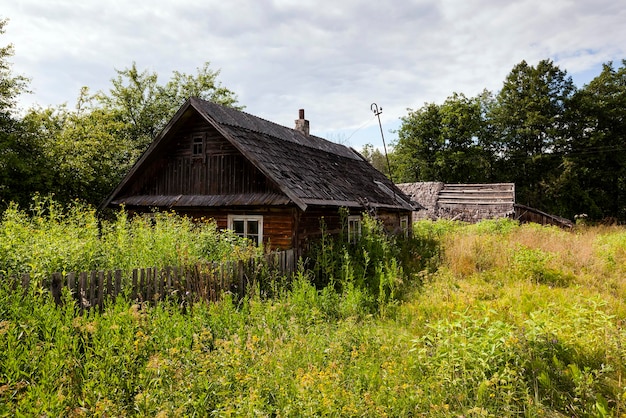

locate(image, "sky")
[[3, 0, 626, 151]]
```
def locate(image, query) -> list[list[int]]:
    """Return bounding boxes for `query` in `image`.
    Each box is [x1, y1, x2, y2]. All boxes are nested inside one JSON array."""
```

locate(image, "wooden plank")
[[438, 200, 515, 205], [155, 267, 162, 300], [106, 271, 113, 300], [21, 273, 30, 292], [132, 269, 138, 300], [79, 272, 88, 313], [237, 260, 244, 298], [67, 272, 76, 296], [89, 271, 97, 308], [97, 271, 105, 309], [50, 272, 63, 306]]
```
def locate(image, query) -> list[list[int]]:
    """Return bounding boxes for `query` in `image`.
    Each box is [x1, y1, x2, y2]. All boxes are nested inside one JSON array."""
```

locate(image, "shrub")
[[0, 196, 258, 286]]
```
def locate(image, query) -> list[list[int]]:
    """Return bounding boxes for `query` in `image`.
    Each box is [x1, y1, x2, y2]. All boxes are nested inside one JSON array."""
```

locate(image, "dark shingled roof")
[[102, 98, 413, 212]]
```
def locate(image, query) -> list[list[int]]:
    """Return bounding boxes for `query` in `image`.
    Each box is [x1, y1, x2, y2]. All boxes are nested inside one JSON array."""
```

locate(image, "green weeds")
[[0, 196, 257, 286], [1, 207, 626, 416]]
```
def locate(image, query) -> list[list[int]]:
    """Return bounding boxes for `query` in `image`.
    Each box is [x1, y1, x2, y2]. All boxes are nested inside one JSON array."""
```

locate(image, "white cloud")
[[2, 0, 625, 149]]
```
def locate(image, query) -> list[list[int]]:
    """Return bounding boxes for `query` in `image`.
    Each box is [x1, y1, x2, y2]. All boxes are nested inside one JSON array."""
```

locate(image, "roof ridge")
[[191, 98, 361, 160]]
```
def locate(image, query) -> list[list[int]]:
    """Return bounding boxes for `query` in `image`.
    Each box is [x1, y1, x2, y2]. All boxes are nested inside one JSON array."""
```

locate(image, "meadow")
[[1, 200, 625, 417]]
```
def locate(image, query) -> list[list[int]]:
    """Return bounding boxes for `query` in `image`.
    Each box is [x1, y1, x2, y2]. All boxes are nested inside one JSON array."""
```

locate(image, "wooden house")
[[397, 182, 572, 228], [100, 98, 414, 251]]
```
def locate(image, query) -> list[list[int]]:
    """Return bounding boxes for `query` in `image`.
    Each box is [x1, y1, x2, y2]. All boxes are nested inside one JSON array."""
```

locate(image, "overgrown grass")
[[0, 196, 258, 286], [406, 218, 626, 416], [1, 213, 626, 416]]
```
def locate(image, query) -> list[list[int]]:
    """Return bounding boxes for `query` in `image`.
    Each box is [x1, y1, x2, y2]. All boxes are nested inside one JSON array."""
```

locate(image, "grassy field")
[[1, 209, 625, 416]]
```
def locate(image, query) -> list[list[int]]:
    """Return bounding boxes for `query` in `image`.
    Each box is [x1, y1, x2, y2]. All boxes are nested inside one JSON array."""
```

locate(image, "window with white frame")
[[400, 215, 409, 237], [228, 215, 263, 245], [347, 215, 362, 243]]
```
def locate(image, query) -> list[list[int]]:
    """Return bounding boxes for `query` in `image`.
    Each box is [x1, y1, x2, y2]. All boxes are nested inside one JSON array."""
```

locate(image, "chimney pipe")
[[295, 108, 310, 136]]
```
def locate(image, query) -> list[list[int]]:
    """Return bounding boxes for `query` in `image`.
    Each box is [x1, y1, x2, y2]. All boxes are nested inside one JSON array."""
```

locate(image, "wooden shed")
[[100, 98, 414, 251], [397, 182, 516, 223], [397, 182, 572, 228]]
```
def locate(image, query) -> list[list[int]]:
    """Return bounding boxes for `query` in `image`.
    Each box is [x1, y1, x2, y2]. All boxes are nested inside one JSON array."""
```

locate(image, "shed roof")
[[102, 98, 414, 212], [397, 182, 515, 222]]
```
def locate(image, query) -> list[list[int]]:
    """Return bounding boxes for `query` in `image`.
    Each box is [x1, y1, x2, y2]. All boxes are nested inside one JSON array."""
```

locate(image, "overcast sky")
[[3, 0, 625, 150]]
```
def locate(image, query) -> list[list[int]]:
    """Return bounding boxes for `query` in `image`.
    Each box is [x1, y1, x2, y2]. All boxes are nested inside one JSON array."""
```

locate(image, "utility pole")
[[370, 103, 394, 184]]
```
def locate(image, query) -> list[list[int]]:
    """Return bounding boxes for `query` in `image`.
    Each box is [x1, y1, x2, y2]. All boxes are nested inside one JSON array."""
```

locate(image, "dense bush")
[[306, 213, 436, 312], [0, 196, 259, 286]]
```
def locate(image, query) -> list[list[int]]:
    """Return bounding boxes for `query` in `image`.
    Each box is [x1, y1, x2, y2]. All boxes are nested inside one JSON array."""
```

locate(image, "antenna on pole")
[[371, 103, 394, 184]]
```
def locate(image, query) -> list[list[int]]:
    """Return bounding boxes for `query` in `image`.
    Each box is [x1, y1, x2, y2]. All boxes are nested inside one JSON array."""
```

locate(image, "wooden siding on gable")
[[124, 117, 277, 198]]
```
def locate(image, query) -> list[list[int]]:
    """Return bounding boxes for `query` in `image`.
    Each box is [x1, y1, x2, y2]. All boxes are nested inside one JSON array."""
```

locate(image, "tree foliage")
[[96, 62, 241, 154], [0, 18, 38, 209], [393, 92, 494, 183], [488, 60, 576, 209], [3, 54, 241, 208], [0, 19, 29, 114], [21, 88, 133, 205], [393, 59, 626, 222], [559, 60, 626, 220], [360, 143, 390, 176]]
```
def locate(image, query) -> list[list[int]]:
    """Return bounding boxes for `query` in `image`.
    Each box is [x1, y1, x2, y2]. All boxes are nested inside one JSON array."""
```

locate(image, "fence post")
[[50, 272, 63, 306], [21, 273, 30, 296], [97, 271, 105, 309], [106, 271, 113, 301], [115, 270, 122, 299], [132, 269, 138, 300], [89, 271, 97, 308], [143, 268, 150, 301], [237, 260, 244, 299], [79, 272, 88, 313], [153, 267, 160, 301], [67, 272, 76, 297], [165, 266, 172, 290]]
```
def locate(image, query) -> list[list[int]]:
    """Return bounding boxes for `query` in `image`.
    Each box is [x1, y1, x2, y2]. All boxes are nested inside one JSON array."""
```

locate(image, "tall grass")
[[1, 211, 626, 416], [406, 218, 626, 416], [0, 196, 259, 286]]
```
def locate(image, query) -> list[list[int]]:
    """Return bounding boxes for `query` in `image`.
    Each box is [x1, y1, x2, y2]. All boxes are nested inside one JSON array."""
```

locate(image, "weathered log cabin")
[[100, 98, 414, 251]]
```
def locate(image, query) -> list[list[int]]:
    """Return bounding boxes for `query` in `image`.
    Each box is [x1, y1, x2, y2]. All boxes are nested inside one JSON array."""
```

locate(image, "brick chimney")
[[294, 109, 309, 136]]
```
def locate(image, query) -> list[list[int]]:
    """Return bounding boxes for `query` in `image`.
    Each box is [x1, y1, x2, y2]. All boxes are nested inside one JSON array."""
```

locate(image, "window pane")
[[348, 217, 361, 243], [232, 220, 245, 235], [228, 215, 262, 246], [247, 220, 259, 235], [193, 136, 203, 155]]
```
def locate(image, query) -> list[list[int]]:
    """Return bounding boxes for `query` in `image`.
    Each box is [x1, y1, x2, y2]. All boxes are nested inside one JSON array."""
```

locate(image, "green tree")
[[22, 88, 133, 205], [489, 59, 575, 211], [20, 62, 241, 207], [96, 62, 241, 155], [360, 143, 390, 176], [560, 61, 626, 221], [0, 18, 43, 209], [393, 92, 494, 183]]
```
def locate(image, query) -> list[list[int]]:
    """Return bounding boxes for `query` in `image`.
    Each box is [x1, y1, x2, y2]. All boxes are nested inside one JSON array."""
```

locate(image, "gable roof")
[[101, 98, 413, 212]]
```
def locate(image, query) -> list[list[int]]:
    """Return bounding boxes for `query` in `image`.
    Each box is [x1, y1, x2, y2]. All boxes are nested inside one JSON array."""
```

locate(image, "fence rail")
[[8, 249, 296, 311]]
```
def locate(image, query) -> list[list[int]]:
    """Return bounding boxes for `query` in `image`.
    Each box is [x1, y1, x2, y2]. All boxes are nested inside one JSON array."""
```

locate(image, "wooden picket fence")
[[11, 249, 296, 312]]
